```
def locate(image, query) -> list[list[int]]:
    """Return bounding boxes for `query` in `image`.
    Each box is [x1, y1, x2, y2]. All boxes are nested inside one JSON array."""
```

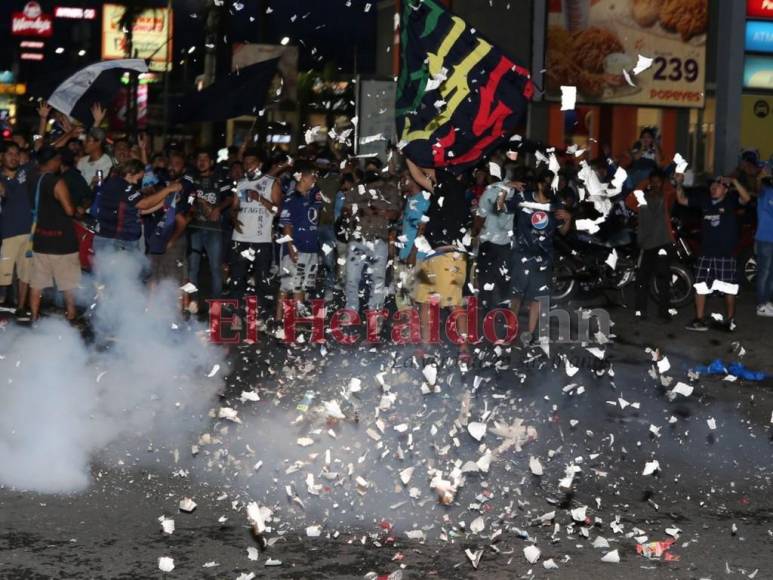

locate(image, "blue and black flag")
[[396, 0, 534, 172], [172, 58, 279, 124]]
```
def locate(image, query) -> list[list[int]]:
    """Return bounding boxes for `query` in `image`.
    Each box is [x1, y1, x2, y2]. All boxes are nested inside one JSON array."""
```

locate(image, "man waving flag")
[[396, 0, 534, 173]]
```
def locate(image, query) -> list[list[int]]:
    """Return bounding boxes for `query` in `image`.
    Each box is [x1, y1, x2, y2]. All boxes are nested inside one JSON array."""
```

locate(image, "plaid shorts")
[[695, 256, 737, 286]]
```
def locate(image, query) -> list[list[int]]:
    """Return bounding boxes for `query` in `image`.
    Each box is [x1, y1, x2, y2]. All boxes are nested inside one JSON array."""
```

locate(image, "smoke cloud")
[[0, 250, 224, 493]]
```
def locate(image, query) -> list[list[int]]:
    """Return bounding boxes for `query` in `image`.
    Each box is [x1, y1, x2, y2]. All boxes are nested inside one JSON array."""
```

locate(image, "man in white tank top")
[[229, 148, 282, 321]]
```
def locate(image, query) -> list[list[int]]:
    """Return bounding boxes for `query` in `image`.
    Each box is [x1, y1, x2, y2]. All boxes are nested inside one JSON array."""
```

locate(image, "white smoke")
[[0, 249, 225, 493]]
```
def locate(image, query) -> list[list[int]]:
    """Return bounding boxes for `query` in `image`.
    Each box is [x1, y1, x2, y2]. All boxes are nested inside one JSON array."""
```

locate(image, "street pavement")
[[1, 288, 772, 579]]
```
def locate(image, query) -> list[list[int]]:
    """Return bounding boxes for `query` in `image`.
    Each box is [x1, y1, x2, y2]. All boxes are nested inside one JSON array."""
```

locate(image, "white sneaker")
[[756, 302, 773, 317]]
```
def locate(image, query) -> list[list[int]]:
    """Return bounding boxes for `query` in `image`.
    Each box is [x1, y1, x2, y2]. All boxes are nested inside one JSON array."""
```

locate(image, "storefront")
[[740, 1, 773, 162], [541, 0, 711, 173]]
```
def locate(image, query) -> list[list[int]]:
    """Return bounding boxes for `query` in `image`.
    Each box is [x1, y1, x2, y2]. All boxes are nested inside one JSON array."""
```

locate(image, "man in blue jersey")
[[0, 141, 33, 319], [499, 170, 572, 343], [277, 162, 321, 320]]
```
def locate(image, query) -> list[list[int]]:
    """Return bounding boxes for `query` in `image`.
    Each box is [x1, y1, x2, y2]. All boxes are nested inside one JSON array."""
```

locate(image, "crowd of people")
[[1, 106, 773, 354]]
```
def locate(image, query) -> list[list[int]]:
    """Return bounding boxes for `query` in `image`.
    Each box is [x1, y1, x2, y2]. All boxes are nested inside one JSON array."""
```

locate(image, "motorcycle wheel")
[[744, 256, 757, 287], [650, 263, 694, 308], [738, 247, 757, 289], [552, 257, 577, 304]]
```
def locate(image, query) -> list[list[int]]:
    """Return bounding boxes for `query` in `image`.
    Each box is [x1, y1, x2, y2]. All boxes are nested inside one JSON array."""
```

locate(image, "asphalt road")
[[1, 288, 772, 579]]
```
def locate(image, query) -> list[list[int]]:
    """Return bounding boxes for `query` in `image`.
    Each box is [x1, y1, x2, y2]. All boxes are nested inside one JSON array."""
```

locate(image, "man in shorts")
[[277, 162, 321, 321], [676, 174, 751, 331], [406, 158, 470, 357], [500, 170, 572, 344], [0, 141, 33, 320], [28, 146, 80, 321]]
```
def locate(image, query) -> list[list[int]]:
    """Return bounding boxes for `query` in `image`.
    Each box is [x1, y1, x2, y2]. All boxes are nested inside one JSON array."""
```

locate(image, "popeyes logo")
[[12, 1, 53, 37]]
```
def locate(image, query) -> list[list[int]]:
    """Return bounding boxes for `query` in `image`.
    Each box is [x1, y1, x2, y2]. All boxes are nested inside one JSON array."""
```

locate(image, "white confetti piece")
[[711, 280, 739, 295], [605, 249, 618, 270], [470, 516, 485, 534], [158, 557, 174, 572], [671, 382, 694, 397], [467, 422, 486, 441], [601, 549, 620, 563], [560, 85, 577, 111], [158, 516, 175, 535], [178, 497, 197, 512], [529, 456, 543, 476], [632, 55, 654, 75], [523, 544, 541, 564], [673, 153, 689, 174]]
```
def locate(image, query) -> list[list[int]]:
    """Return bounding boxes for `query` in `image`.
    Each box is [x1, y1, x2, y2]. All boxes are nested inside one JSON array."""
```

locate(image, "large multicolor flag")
[[396, 0, 534, 172]]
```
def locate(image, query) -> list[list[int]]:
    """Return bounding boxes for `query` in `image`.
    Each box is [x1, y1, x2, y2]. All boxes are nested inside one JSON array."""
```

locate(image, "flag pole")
[[392, 0, 401, 77], [162, 0, 173, 141]]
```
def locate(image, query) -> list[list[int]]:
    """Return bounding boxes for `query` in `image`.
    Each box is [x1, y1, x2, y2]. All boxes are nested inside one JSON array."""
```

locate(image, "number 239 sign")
[[545, 0, 707, 108]]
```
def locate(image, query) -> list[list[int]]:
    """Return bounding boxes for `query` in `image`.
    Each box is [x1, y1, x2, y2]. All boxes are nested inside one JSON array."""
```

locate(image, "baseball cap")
[[741, 149, 761, 166], [36, 145, 61, 164], [88, 127, 107, 143]]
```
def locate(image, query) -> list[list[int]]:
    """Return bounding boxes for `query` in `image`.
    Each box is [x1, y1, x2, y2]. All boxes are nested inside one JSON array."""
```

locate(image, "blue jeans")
[[756, 240, 773, 305], [92, 235, 145, 286], [189, 228, 223, 297], [318, 224, 338, 291], [345, 239, 388, 311]]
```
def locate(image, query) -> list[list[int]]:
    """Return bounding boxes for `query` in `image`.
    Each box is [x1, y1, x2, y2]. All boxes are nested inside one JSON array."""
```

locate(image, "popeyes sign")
[[12, 2, 53, 37]]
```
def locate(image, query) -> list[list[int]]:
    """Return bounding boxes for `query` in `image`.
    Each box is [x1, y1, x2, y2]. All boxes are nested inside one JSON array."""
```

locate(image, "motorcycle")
[[551, 218, 695, 308]]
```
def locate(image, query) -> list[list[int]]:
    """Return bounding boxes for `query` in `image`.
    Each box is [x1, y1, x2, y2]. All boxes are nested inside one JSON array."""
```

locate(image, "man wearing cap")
[[676, 174, 751, 331], [733, 149, 763, 197], [28, 146, 80, 321], [342, 168, 401, 316], [77, 127, 114, 189], [0, 141, 34, 320]]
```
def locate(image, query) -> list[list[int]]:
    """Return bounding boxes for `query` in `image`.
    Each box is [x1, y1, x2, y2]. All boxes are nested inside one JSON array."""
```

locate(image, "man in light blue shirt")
[[395, 173, 430, 309], [474, 180, 516, 309]]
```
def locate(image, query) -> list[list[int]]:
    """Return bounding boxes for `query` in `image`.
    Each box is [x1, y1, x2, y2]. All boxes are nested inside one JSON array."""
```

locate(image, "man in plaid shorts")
[[676, 174, 751, 331]]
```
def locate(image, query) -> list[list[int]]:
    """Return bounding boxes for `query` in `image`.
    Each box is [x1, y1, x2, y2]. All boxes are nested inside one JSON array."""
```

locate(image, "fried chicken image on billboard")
[[659, 0, 708, 41], [631, 0, 663, 28]]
